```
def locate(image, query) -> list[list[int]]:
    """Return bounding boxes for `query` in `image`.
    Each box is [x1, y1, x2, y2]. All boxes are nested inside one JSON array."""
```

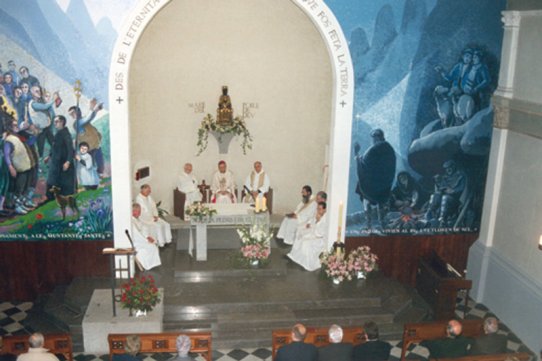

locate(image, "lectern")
[[415, 251, 472, 320], [102, 248, 136, 316]]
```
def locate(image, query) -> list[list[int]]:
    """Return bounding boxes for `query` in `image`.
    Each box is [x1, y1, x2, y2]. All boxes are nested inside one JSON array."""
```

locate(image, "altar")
[[189, 203, 269, 261]]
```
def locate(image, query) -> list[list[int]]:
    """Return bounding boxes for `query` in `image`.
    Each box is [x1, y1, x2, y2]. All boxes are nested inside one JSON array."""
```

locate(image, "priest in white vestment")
[[276, 185, 317, 245], [131, 203, 161, 270], [135, 184, 172, 247], [177, 163, 202, 204], [242, 161, 270, 203], [287, 201, 328, 271], [211, 160, 237, 203]]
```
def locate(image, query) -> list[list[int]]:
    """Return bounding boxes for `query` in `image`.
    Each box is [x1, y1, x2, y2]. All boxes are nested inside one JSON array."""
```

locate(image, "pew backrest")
[[272, 326, 365, 360], [0, 334, 73, 361], [108, 333, 211, 361], [433, 352, 533, 361]]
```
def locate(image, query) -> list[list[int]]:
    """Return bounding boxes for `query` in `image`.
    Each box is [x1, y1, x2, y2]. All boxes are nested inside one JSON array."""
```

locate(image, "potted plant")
[[120, 275, 160, 316]]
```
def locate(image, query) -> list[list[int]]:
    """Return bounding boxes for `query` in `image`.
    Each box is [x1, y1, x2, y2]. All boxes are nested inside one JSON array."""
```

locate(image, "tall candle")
[[539, 235, 542, 249], [255, 197, 261, 212], [262, 196, 267, 211], [338, 201, 344, 243]]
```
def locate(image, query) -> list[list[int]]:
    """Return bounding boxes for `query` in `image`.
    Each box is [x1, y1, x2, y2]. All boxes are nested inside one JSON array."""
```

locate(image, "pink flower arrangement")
[[320, 246, 379, 283], [237, 225, 271, 262], [319, 252, 353, 282], [347, 246, 379, 276]]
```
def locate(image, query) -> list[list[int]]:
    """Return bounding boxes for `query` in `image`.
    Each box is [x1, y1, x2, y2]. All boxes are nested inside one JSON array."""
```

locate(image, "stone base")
[[82, 288, 164, 354]]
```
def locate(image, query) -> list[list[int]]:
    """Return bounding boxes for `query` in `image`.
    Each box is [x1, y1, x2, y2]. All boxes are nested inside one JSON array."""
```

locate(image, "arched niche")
[[109, 0, 353, 251]]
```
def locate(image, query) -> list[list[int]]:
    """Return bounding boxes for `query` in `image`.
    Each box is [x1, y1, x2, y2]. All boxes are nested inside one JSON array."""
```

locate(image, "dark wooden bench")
[[0, 333, 73, 361], [401, 320, 532, 361], [108, 332, 211, 361], [272, 326, 365, 360]]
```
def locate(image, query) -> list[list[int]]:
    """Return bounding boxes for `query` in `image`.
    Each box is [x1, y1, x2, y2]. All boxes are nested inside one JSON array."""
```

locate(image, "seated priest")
[[287, 201, 328, 271], [177, 162, 203, 204], [135, 184, 172, 247], [211, 160, 237, 203], [131, 203, 161, 271], [242, 161, 270, 203], [276, 185, 316, 245]]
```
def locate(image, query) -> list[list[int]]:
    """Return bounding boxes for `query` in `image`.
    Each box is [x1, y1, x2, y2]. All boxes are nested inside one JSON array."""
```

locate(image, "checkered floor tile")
[[0, 296, 533, 361]]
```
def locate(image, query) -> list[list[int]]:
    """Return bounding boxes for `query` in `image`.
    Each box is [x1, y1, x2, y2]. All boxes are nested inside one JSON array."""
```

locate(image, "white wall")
[[129, 0, 332, 214]]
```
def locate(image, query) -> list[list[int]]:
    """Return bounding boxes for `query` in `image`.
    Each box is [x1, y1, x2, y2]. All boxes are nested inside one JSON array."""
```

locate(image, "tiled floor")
[[0, 295, 533, 361]]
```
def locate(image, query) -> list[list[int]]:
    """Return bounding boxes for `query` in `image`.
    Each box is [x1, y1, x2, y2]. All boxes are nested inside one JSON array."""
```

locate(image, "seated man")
[[470, 316, 508, 355], [420, 319, 472, 359], [352, 321, 391, 361], [242, 161, 270, 203], [287, 201, 328, 271], [131, 203, 161, 271], [135, 184, 172, 247], [276, 185, 316, 245], [177, 163, 203, 204], [167, 334, 195, 361], [276, 323, 318, 361], [16, 333, 60, 361], [211, 160, 236, 203], [318, 324, 353, 361]]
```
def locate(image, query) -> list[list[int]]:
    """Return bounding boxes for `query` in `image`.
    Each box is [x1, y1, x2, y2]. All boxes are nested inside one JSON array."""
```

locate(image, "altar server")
[[135, 184, 172, 247]]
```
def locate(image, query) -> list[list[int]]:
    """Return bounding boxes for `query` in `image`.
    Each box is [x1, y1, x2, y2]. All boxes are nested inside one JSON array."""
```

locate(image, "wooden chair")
[[173, 183, 210, 220]]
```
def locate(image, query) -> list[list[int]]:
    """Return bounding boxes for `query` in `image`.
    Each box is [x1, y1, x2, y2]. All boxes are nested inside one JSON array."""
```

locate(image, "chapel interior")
[[0, 0, 541, 360]]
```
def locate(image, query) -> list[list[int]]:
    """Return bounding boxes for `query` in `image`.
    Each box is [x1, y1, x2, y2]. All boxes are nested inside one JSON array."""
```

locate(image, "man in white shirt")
[[287, 201, 328, 271], [135, 184, 172, 247], [16, 333, 59, 361], [242, 161, 270, 203], [131, 203, 161, 270], [177, 163, 202, 204], [276, 185, 316, 245], [211, 160, 236, 203]]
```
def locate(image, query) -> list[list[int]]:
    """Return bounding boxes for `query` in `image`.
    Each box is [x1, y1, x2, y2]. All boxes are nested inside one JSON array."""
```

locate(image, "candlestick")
[[539, 235, 542, 250], [262, 196, 267, 211], [255, 197, 261, 212], [337, 201, 344, 243]]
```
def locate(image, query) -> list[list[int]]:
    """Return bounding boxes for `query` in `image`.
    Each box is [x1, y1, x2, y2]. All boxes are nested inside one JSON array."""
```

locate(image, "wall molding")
[[492, 95, 542, 139]]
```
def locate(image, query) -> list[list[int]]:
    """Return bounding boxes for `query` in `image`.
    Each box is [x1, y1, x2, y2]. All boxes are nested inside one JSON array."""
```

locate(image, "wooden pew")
[[108, 332, 211, 361], [0, 334, 73, 361], [401, 320, 532, 361], [435, 352, 532, 361], [272, 326, 365, 360]]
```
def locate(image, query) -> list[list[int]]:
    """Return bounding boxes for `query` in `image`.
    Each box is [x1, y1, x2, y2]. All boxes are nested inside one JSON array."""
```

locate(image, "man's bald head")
[[291, 323, 307, 341], [447, 320, 462, 337]]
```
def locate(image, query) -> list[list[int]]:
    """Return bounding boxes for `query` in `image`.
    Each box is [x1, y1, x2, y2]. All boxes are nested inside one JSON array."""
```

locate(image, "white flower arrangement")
[[237, 225, 271, 262], [185, 202, 217, 222]]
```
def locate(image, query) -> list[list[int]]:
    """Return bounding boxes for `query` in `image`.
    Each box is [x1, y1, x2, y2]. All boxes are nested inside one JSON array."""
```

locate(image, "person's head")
[[8, 60, 16, 71], [462, 48, 473, 64], [184, 163, 193, 174], [316, 191, 327, 203], [68, 106, 82, 120], [79, 142, 89, 154], [132, 203, 141, 218], [21, 83, 29, 94], [446, 320, 462, 338], [291, 323, 307, 342], [473, 49, 483, 65], [175, 334, 191, 357], [364, 321, 380, 341], [124, 335, 141, 356], [253, 161, 262, 173], [54, 115, 66, 130], [13, 87, 22, 99], [397, 171, 410, 186], [218, 160, 227, 173], [328, 324, 343, 344], [301, 185, 312, 203], [28, 333, 45, 349], [19, 66, 30, 78], [483, 316, 499, 334], [4, 73, 12, 84], [443, 160, 456, 175], [317, 201, 327, 217], [140, 184, 151, 196], [30, 85, 41, 99], [370, 128, 385, 143]]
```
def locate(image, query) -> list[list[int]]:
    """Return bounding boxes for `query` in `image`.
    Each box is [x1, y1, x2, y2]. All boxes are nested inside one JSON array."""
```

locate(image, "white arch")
[[108, 0, 354, 251]]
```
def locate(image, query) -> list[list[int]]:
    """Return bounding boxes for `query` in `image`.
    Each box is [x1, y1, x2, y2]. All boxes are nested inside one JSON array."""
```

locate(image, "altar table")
[[189, 203, 269, 261]]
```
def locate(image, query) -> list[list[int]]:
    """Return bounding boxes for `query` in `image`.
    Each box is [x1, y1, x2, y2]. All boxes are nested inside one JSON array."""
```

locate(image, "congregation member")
[[135, 184, 172, 247], [112, 335, 141, 361], [352, 321, 391, 361], [177, 162, 202, 204], [470, 316, 508, 355], [131, 203, 161, 271], [318, 324, 353, 361], [276, 185, 316, 245], [420, 319, 472, 358], [15, 333, 59, 361], [287, 201, 328, 271], [242, 161, 270, 203], [211, 160, 236, 203], [167, 334, 195, 361], [275, 323, 318, 361]]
